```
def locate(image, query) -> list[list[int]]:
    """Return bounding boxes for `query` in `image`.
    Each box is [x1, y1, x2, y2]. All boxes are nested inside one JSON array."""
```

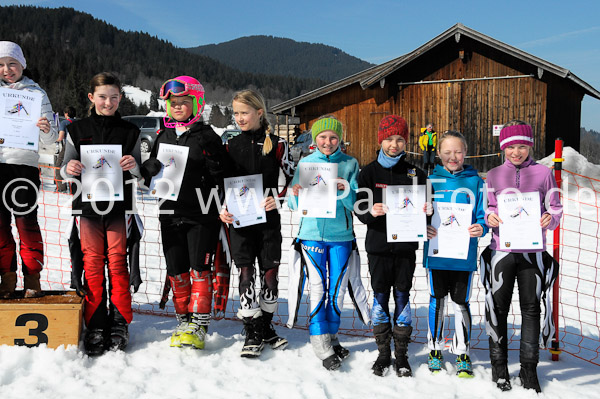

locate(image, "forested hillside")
[[187, 36, 374, 82], [580, 127, 600, 164], [0, 6, 325, 116]]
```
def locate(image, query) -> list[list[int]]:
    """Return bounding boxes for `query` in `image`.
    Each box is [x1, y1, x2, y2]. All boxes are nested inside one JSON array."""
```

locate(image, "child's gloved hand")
[[142, 158, 163, 177]]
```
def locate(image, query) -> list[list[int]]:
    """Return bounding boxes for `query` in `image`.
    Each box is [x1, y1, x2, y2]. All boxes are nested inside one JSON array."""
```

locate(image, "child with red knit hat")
[[356, 115, 427, 377], [481, 120, 562, 393]]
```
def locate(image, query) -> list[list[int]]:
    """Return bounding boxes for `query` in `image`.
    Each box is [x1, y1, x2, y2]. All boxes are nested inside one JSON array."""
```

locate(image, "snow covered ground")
[[0, 148, 599, 398], [2, 313, 599, 399]]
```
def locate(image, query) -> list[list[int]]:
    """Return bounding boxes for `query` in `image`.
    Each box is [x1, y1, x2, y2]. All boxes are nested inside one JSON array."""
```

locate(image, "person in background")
[[419, 122, 437, 175], [54, 105, 76, 193], [0, 41, 57, 299]]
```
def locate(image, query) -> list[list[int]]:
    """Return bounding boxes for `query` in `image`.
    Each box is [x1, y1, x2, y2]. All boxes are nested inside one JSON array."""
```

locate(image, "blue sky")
[[2, 0, 600, 131]]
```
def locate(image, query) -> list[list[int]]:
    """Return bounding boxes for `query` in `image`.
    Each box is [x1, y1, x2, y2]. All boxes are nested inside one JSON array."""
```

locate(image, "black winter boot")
[[392, 325, 413, 377], [107, 324, 129, 352], [489, 338, 511, 391], [261, 312, 288, 350], [241, 315, 264, 358], [84, 328, 106, 356], [519, 363, 541, 393], [372, 323, 392, 376]]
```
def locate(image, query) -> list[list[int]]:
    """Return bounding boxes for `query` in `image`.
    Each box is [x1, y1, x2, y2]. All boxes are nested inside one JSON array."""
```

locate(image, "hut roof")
[[272, 23, 600, 114]]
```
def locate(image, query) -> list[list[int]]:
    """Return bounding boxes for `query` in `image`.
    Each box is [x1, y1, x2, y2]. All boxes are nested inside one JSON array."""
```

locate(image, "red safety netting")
[[7, 164, 600, 365]]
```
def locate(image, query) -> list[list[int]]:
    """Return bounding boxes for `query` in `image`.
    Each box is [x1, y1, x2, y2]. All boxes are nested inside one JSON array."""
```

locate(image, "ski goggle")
[[159, 79, 204, 100]]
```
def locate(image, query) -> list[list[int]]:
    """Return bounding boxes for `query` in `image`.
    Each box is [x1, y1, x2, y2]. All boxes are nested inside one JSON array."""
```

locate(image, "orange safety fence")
[[6, 164, 600, 365]]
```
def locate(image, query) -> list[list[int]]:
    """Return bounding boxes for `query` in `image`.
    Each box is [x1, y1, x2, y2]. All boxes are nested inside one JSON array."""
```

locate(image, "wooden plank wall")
[[294, 52, 552, 171], [395, 53, 547, 171]]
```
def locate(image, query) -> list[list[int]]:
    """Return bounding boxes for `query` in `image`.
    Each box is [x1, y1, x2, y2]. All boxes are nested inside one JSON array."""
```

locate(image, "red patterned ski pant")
[[80, 216, 132, 326]]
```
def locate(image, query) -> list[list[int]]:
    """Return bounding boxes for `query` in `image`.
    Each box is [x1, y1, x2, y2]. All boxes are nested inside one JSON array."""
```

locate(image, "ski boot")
[[331, 334, 350, 360], [180, 313, 209, 349], [372, 323, 392, 376], [170, 313, 189, 348], [393, 325, 412, 377], [107, 324, 129, 352], [261, 311, 288, 350], [24, 272, 44, 298], [84, 328, 106, 356], [0, 271, 17, 299], [519, 363, 541, 393], [492, 361, 512, 391], [240, 314, 264, 358], [455, 354, 474, 378], [322, 353, 342, 371], [311, 334, 341, 370], [428, 350, 444, 373]]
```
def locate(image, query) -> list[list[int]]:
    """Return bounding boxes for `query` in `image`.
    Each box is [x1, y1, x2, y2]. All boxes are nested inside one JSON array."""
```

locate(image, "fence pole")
[[551, 138, 564, 361]]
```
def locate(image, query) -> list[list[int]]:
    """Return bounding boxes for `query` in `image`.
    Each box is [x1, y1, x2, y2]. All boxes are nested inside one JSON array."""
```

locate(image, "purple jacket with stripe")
[[485, 157, 562, 252]]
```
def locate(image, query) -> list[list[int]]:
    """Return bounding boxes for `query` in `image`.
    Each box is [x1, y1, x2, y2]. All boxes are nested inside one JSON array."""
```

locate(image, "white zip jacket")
[[0, 76, 57, 167]]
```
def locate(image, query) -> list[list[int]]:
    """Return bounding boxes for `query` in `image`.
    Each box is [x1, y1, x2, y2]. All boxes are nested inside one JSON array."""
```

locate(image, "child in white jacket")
[[0, 41, 57, 298]]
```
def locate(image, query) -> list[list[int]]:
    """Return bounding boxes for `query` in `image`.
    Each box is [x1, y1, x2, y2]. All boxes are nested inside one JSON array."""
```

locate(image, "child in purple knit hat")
[[481, 120, 562, 393]]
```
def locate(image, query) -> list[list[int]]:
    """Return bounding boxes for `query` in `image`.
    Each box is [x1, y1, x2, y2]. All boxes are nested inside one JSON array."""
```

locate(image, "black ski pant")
[[490, 252, 543, 364]]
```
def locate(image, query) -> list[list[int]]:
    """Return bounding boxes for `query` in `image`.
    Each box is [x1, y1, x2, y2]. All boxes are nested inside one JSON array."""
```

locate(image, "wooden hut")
[[272, 23, 600, 171]]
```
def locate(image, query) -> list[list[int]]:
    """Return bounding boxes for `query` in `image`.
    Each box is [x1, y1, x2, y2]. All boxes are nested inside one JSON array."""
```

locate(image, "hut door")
[[359, 102, 391, 166]]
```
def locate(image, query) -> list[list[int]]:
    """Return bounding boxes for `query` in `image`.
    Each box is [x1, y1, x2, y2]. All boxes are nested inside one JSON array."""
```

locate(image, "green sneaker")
[[170, 314, 189, 348], [428, 350, 444, 373], [180, 313, 209, 350], [456, 354, 474, 378]]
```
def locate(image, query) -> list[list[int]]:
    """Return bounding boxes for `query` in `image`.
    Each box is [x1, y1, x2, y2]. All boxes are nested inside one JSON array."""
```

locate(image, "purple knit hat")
[[499, 124, 534, 150]]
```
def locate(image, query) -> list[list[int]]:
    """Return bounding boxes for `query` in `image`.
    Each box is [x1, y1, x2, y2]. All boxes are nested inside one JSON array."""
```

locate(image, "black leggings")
[[490, 252, 543, 364]]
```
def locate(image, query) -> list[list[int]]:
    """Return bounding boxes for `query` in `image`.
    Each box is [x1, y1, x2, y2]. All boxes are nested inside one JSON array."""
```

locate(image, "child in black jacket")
[[356, 115, 428, 377]]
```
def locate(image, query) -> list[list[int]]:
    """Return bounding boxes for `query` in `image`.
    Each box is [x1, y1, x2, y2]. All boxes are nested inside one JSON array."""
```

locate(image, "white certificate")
[[148, 143, 189, 201], [224, 174, 266, 228], [385, 185, 427, 242], [80, 145, 123, 202], [497, 191, 543, 250], [0, 87, 42, 151], [427, 201, 473, 259], [297, 162, 338, 218]]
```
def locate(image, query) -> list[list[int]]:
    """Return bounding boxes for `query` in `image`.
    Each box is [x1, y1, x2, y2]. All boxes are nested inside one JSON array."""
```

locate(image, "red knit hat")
[[378, 115, 408, 144]]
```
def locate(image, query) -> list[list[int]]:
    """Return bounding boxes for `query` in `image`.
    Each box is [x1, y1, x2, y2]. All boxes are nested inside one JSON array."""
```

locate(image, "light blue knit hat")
[[311, 117, 343, 142]]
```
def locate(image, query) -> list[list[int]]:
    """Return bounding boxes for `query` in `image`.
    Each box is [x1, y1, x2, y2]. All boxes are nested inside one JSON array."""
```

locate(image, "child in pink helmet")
[[142, 76, 229, 349]]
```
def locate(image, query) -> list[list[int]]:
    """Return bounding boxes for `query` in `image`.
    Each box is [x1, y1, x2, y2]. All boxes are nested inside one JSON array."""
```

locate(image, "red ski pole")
[[550, 138, 563, 361]]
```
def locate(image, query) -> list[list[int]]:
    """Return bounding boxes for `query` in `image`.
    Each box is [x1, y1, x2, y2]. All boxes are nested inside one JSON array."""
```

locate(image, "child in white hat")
[[0, 41, 57, 299]]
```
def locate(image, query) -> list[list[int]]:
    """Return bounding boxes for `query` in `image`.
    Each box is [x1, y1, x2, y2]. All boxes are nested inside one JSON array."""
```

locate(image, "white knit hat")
[[0, 41, 27, 69]]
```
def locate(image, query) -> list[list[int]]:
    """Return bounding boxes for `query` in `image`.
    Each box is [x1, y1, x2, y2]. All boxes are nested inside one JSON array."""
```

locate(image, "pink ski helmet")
[[159, 76, 205, 127]]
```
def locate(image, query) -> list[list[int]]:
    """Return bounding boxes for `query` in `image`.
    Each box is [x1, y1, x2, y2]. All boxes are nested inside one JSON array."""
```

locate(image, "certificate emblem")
[[505, 242, 511, 248], [309, 174, 327, 186], [302, 210, 308, 215], [87, 193, 92, 199], [0, 138, 4, 144], [392, 234, 397, 240]]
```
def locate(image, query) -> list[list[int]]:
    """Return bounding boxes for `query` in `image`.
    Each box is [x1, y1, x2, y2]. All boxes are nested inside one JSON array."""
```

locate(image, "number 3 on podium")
[[14, 313, 49, 347]]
